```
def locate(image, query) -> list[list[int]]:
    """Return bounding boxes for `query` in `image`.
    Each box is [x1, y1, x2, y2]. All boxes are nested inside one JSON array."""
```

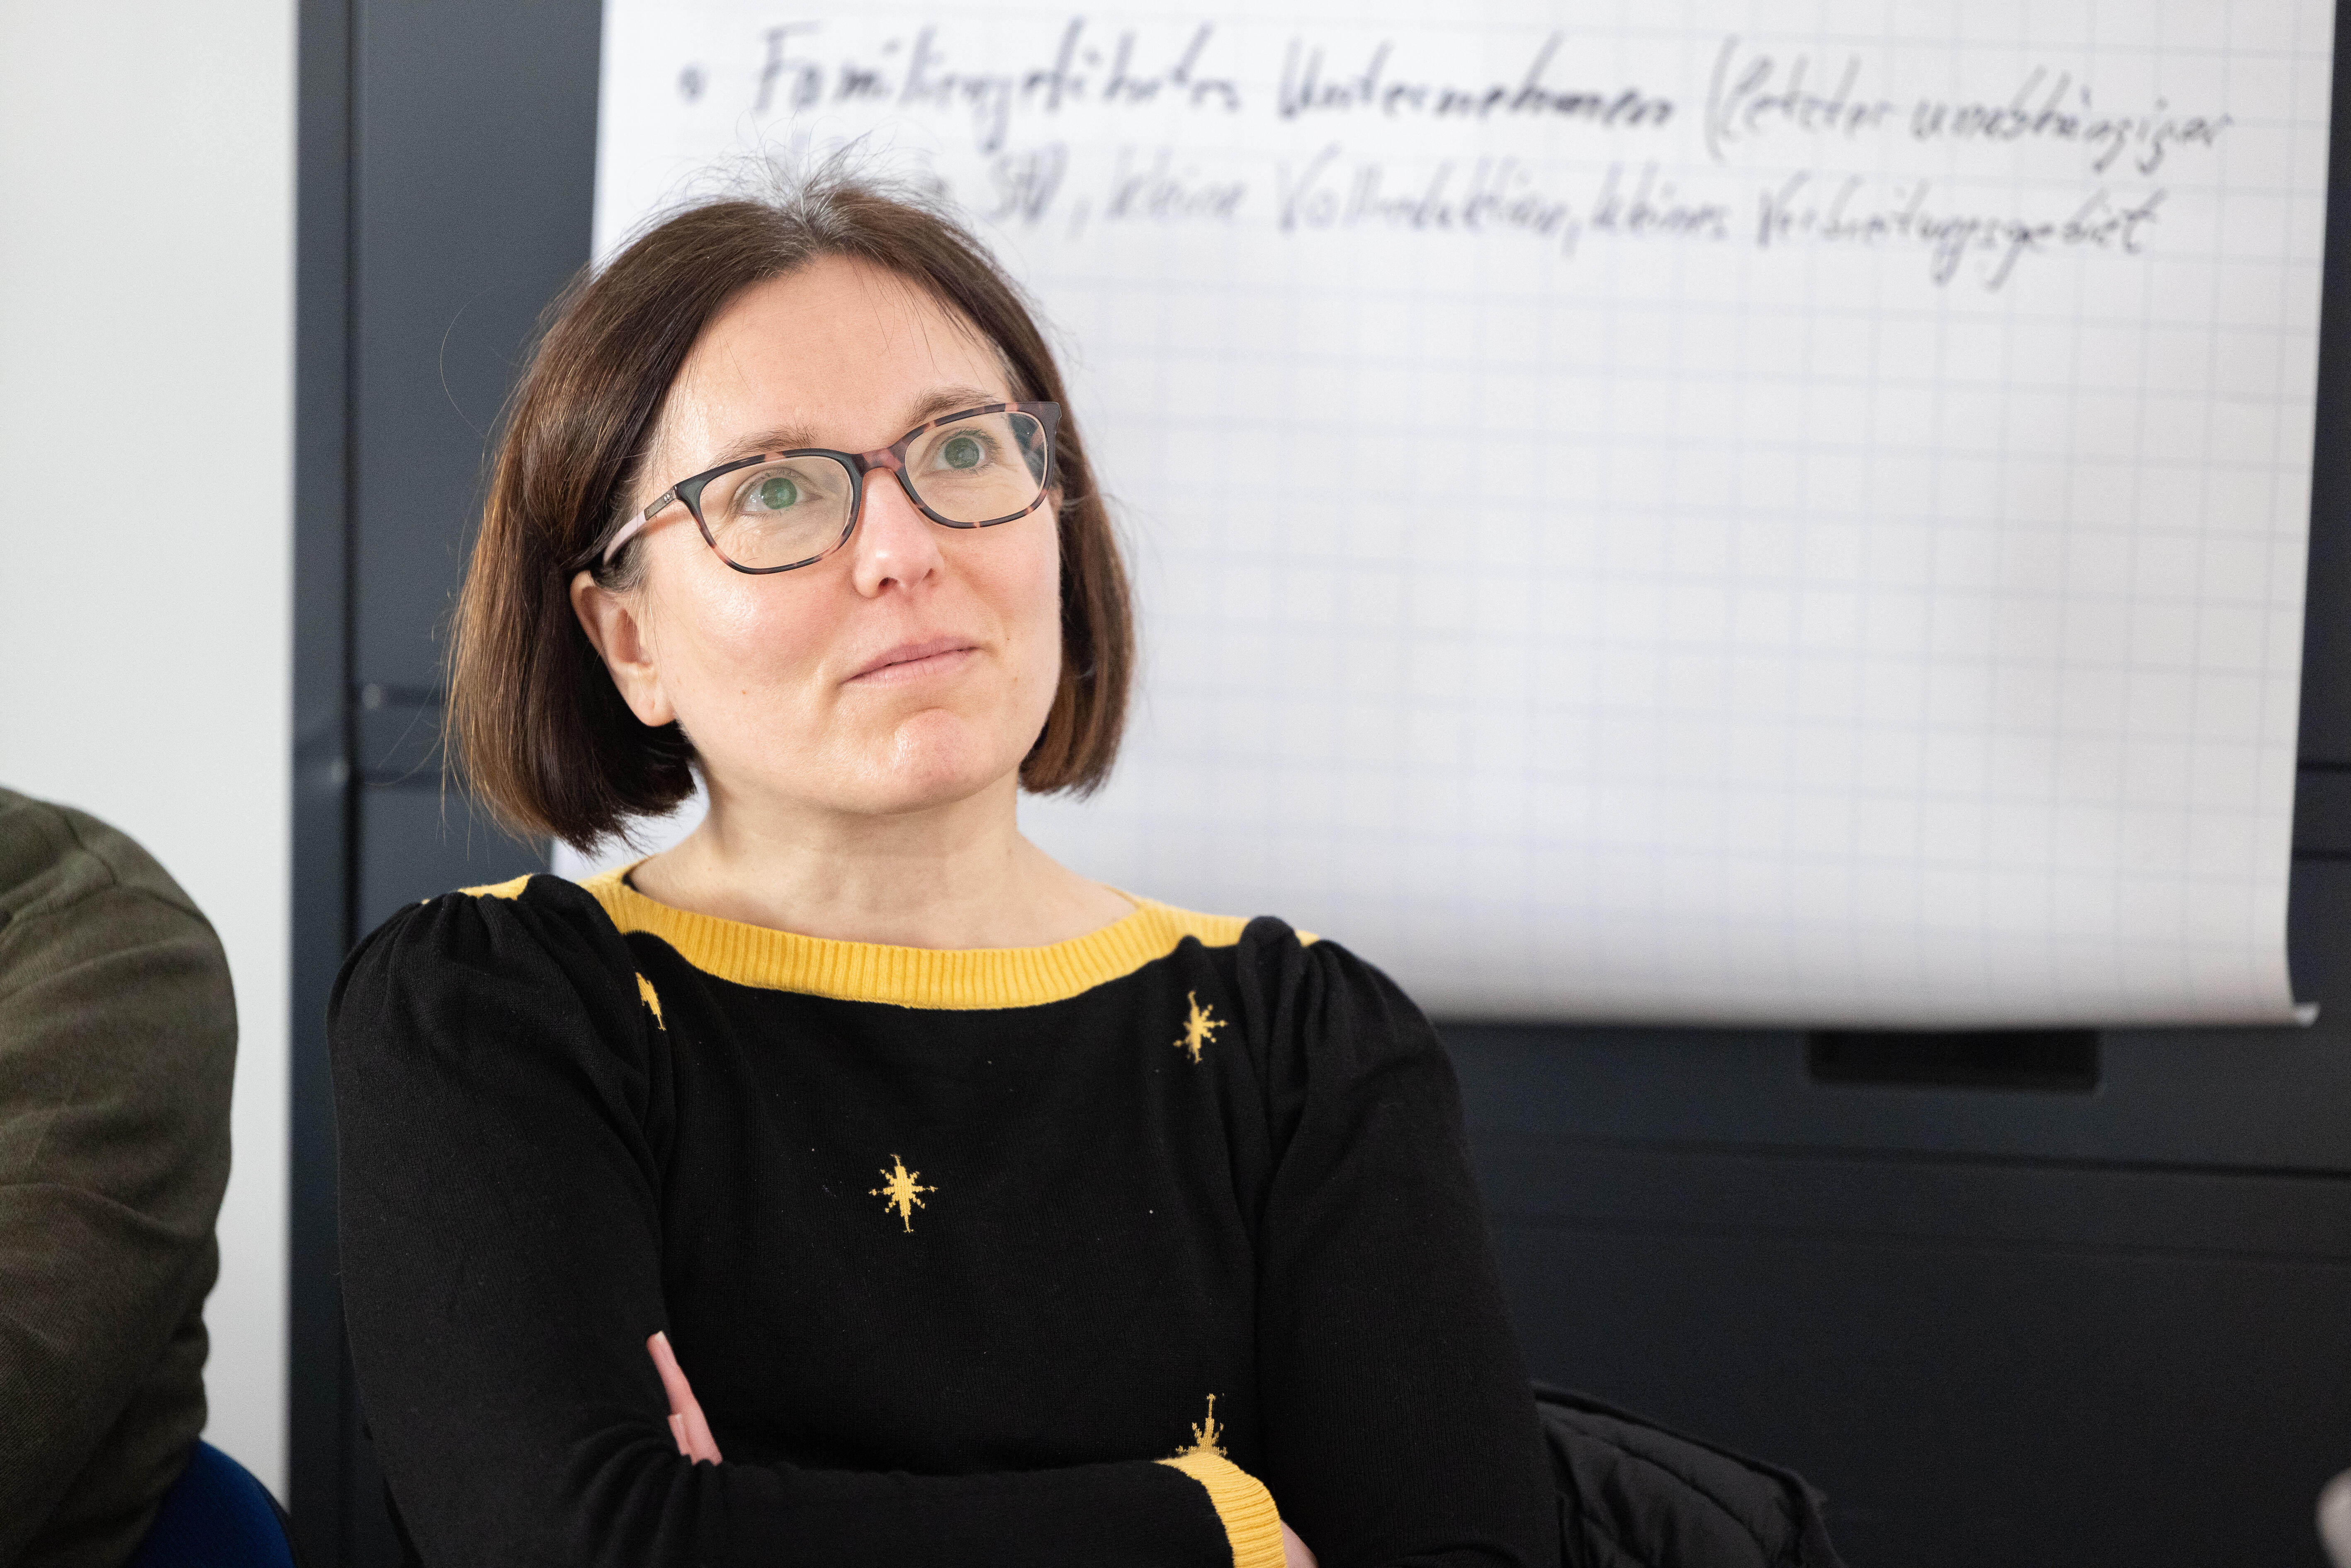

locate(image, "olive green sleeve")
[[0, 795, 235, 1568]]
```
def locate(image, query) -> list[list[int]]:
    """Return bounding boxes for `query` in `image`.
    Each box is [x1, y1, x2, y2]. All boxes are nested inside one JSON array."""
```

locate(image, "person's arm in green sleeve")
[[0, 792, 236, 1568]]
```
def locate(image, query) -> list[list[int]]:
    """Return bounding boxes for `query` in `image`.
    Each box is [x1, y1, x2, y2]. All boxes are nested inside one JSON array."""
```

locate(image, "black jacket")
[[1538, 1384, 1847, 1568]]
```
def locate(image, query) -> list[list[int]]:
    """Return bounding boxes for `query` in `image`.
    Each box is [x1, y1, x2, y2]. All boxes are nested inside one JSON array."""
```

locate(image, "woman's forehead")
[[679, 258, 1004, 420], [641, 260, 1010, 486]]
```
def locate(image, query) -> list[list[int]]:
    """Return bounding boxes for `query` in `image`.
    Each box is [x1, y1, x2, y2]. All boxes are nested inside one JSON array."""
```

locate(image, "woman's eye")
[[746, 474, 800, 511], [938, 433, 987, 471]]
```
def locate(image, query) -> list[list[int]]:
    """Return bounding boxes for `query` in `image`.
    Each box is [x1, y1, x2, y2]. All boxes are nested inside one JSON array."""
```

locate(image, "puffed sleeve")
[[331, 879, 1275, 1568], [1227, 922, 1559, 1568]]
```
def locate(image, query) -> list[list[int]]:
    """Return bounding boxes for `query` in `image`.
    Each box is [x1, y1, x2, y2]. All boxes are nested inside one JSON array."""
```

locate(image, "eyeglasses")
[[591, 401, 1061, 575]]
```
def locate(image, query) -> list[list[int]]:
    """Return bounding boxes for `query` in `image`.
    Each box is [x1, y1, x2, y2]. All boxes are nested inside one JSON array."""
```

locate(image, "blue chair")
[[125, 1441, 297, 1568]]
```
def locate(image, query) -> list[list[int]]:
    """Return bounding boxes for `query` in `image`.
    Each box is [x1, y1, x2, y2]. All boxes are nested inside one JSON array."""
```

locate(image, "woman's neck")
[[623, 773, 1134, 950]]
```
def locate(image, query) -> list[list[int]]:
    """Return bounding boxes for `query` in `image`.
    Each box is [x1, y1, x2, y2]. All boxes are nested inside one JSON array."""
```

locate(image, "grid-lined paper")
[[577, 0, 2331, 1025]]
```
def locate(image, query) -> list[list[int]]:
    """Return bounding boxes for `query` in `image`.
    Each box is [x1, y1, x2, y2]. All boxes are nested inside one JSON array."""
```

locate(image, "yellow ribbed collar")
[[567, 865, 1247, 1010]]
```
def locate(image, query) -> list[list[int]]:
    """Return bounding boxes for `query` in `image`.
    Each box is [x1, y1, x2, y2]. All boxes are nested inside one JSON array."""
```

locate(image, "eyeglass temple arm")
[[598, 488, 677, 569]]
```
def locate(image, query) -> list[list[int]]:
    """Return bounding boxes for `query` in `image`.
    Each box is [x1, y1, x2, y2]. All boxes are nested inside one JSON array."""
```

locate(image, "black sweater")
[[329, 869, 1558, 1568]]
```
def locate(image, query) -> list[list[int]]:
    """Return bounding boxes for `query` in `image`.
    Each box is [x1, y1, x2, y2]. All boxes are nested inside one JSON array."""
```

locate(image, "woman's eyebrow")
[[707, 425, 819, 466], [703, 387, 1009, 467], [899, 385, 1007, 430]]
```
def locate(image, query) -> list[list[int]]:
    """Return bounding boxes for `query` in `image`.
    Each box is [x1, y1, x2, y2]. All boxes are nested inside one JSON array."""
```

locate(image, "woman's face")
[[578, 255, 1064, 824]]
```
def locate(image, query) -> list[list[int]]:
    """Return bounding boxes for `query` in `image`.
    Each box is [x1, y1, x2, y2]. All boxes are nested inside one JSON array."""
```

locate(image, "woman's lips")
[[846, 636, 980, 685]]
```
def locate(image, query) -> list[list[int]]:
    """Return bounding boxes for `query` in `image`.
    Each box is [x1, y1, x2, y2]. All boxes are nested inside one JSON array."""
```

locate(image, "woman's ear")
[[569, 569, 676, 729]]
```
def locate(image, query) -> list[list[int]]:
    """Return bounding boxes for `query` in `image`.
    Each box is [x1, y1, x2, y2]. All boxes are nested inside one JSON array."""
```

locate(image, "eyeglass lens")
[[693, 408, 1050, 571]]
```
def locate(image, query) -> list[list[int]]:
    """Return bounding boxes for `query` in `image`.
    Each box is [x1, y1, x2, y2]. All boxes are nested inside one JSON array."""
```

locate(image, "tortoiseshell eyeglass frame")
[[581, 401, 1062, 576]]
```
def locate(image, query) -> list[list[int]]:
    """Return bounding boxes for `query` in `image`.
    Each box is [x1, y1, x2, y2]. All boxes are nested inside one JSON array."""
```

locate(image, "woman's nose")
[[848, 468, 944, 597]]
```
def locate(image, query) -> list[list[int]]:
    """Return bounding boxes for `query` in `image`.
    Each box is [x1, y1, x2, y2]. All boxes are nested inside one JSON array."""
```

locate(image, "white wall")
[[0, 1, 294, 1496]]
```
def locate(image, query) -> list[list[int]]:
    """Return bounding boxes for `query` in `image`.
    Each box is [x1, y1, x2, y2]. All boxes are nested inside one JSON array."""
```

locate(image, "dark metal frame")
[[287, 0, 355, 1559]]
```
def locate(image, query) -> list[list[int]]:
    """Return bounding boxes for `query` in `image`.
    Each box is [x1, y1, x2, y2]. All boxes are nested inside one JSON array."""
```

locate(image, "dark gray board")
[[1471, 1135, 2351, 1568], [290, 2, 593, 1562], [288, 2, 2351, 1563]]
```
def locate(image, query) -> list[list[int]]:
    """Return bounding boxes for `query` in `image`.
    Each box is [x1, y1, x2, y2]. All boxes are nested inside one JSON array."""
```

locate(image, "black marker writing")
[[1909, 71, 2230, 175], [1706, 36, 1898, 163], [1278, 33, 1672, 128], [1758, 170, 2164, 288], [753, 18, 1240, 153]]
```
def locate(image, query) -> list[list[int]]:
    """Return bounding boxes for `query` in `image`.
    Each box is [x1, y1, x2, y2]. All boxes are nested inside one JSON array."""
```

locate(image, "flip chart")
[[575, 0, 2331, 1025]]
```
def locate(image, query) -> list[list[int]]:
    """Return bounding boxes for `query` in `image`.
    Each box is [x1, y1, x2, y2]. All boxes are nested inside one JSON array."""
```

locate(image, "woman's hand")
[[654, 1327, 1309, 1566], [646, 1331, 723, 1464]]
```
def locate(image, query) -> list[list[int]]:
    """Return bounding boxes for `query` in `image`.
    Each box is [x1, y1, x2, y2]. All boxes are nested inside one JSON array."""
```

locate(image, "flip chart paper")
[[576, 0, 2329, 1025]]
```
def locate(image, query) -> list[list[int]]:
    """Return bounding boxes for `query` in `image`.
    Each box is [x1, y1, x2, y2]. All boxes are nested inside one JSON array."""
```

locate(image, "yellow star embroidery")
[[1173, 991, 1224, 1064], [635, 972, 666, 1030], [1173, 1394, 1226, 1458], [869, 1155, 936, 1232]]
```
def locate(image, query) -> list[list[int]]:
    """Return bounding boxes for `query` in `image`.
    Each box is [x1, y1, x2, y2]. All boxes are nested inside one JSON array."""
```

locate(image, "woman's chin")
[[854, 727, 1026, 817], [857, 770, 1004, 819], [715, 712, 1037, 821]]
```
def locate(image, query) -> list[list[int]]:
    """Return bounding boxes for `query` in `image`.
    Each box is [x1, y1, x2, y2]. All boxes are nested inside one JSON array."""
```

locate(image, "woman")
[[330, 175, 1558, 1568]]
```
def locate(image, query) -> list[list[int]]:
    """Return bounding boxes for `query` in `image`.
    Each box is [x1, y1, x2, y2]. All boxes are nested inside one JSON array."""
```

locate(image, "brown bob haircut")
[[449, 173, 1133, 851]]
